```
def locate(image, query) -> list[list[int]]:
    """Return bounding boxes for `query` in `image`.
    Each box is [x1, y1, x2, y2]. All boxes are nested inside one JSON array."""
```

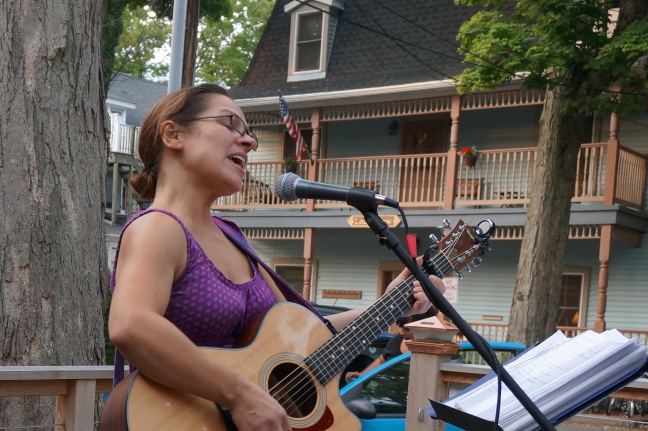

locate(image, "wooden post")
[[310, 108, 321, 161], [603, 113, 620, 206], [404, 317, 460, 431], [181, 0, 200, 88], [443, 95, 461, 210], [303, 227, 315, 301], [111, 162, 120, 225], [594, 224, 612, 332], [54, 380, 96, 431], [127, 164, 133, 219], [306, 109, 321, 212]]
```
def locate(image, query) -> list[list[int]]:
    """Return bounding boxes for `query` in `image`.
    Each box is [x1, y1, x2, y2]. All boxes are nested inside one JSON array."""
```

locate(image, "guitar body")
[[102, 303, 361, 431]]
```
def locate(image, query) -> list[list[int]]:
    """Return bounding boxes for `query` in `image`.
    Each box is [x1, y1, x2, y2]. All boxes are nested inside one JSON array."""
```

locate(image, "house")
[[222, 0, 648, 341], [104, 73, 167, 264]]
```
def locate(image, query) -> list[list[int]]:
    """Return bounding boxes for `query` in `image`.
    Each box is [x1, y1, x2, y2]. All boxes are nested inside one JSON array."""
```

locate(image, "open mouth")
[[228, 154, 246, 168]]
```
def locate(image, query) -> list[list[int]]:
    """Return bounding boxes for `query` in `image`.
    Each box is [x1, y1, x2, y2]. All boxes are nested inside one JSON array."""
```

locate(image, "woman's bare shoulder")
[[120, 211, 187, 252]]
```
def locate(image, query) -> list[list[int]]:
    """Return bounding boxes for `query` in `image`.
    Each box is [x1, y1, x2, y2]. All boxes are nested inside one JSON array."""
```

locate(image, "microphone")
[[274, 173, 399, 208]]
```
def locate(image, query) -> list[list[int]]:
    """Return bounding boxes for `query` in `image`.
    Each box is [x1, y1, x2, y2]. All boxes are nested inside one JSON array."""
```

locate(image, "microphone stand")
[[345, 188, 556, 431]]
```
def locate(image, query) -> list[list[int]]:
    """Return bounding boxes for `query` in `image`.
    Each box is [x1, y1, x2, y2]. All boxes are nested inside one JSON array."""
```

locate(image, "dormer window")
[[295, 11, 323, 72], [285, 0, 344, 82]]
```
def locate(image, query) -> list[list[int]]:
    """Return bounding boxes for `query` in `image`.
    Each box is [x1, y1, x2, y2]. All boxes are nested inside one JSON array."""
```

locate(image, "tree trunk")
[[507, 78, 592, 346], [0, 0, 109, 428]]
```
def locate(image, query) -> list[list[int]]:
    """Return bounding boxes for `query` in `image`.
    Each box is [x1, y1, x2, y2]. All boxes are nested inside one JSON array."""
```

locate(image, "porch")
[[212, 141, 647, 213]]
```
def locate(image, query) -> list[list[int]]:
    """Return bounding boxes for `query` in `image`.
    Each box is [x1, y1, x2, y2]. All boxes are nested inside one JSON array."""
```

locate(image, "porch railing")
[[1, 358, 646, 430], [212, 142, 646, 212], [455, 321, 648, 347]]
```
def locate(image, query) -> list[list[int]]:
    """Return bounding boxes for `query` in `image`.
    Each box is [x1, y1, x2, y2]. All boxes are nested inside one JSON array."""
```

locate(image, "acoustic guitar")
[[101, 219, 494, 431]]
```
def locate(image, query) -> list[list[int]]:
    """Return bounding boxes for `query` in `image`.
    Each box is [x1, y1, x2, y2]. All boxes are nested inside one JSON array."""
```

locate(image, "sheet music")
[[444, 329, 648, 430]]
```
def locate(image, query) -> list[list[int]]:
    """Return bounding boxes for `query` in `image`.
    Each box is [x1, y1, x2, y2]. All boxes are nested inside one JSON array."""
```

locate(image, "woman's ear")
[[160, 120, 184, 150]]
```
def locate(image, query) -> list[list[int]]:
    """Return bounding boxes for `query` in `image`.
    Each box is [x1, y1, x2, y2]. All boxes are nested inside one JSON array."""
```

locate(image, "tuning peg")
[[428, 233, 438, 243], [472, 257, 483, 267], [456, 270, 464, 280], [465, 263, 473, 273], [443, 218, 452, 228]]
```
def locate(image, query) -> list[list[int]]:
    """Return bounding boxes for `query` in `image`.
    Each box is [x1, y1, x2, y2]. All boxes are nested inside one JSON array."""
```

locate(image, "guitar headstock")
[[423, 219, 495, 279]]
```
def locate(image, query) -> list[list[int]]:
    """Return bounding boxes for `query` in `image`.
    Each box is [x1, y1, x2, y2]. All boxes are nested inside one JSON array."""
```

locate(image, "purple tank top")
[[110, 209, 277, 348]]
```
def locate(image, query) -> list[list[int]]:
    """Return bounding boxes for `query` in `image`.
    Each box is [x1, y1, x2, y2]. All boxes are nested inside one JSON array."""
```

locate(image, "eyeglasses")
[[189, 114, 258, 151]]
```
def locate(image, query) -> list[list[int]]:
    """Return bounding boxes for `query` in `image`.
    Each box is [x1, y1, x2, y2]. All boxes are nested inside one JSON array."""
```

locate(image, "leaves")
[[195, 0, 273, 87], [113, 6, 171, 80], [110, 0, 271, 87], [454, 0, 648, 114]]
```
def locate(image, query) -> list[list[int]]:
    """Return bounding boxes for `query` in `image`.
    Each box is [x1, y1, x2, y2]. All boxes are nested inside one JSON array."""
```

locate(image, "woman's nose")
[[238, 134, 256, 151]]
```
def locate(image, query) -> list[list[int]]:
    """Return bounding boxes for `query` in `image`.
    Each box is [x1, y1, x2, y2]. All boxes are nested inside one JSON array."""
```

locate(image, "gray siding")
[[249, 230, 648, 332], [461, 106, 539, 150], [326, 118, 401, 158]]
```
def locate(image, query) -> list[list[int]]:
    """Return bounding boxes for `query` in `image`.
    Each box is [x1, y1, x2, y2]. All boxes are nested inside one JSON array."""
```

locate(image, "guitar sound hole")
[[268, 362, 318, 419]]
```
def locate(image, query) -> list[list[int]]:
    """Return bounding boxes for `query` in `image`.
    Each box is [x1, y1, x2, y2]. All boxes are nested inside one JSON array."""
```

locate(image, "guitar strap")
[[213, 217, 326, 320], [112, 216, 333, 387]]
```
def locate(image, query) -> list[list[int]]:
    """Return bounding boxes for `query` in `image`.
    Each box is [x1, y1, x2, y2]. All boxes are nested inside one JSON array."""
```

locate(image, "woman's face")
[[179, 94, 257, 197]]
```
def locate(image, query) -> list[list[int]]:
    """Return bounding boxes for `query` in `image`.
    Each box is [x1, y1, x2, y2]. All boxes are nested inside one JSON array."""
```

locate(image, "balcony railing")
[[109, 114, 139, 156], [212, 142, 647, 212]]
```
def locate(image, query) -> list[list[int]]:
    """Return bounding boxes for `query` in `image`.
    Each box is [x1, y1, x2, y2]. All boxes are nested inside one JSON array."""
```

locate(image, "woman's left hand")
[[385, 256, 445, 315]]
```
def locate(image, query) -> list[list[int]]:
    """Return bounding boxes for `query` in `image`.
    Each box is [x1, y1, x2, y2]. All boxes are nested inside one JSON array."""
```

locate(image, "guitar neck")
[[305, 249, 453, 384]]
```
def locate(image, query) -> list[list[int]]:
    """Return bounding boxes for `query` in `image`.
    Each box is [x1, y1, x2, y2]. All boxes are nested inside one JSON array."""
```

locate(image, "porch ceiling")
[[214, 203, 648, 236]]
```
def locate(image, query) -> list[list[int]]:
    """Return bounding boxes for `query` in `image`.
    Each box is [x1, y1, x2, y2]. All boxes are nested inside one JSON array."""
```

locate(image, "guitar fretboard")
[[305, 249, 454, 384]]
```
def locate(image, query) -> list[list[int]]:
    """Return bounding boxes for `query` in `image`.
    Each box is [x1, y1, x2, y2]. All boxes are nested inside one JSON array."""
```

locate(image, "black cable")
[[349, 0, 454, 82]]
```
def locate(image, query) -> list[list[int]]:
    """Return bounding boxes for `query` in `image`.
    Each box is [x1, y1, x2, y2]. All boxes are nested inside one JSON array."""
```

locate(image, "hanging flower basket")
[[460, 146, 478, 167], [283, 156, 298, 173]]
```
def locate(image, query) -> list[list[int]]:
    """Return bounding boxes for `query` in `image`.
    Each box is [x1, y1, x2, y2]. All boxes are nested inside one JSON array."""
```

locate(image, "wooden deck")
[[1, 362, 646, 430]]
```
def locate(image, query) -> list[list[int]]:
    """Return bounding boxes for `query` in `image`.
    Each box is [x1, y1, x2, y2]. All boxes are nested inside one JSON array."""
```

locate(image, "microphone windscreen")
[[274, 173, 300, 202]]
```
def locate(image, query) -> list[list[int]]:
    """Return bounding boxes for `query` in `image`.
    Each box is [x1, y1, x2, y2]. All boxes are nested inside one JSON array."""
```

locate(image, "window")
[[557, 266, 590, 327], [283, 129, 313, 158], [272, 258, 318, 296], [378, 262, 405, 297], [275, 265, 305, 291], [295, 12, 323, 72], [357, 359, 410, 415], [286, 1, 342, 82]]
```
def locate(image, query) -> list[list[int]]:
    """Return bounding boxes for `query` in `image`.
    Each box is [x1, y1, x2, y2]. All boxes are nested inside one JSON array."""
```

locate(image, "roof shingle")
[[231, 0, 480, 100]]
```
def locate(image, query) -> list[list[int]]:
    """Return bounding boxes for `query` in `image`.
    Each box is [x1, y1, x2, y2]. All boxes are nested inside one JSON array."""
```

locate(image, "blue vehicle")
[[340, 341, 526, 431]]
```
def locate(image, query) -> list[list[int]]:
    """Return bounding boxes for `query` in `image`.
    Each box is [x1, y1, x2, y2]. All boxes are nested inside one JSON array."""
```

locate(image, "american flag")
[[278, 92, 307, 161]]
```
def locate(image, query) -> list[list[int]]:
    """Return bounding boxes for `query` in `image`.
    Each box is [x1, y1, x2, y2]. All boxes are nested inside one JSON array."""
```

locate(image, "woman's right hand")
[[228, 381, 292, 431], [345, 371, 361, 383]]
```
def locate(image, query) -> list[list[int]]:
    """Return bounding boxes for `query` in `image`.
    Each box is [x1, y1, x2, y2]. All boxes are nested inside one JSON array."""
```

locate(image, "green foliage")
[[103, 0, 131, 93], [454, 0, 648, 114], [113, 6, 171, 80], [127, 0, 233, 21], [108, 0, 270, 86], [195, 0, 274, 87]]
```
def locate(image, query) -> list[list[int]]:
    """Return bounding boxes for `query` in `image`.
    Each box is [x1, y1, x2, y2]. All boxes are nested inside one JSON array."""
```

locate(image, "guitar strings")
[[266, 241, 480, 416], [267, 255, 468, 414], [269, 278, 428, 416], [268, 280, 416, 414]]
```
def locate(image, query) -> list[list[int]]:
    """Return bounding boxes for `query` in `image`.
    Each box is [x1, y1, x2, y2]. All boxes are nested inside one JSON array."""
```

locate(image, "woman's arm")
[[109, 213, 290, 431]]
